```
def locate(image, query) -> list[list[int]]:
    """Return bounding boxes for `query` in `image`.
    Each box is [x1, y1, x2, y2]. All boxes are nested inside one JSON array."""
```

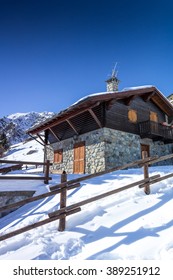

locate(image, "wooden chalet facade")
[[28, 85, 173, 174]]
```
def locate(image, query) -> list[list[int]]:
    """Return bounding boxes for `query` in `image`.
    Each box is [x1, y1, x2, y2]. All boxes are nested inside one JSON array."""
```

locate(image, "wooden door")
[[73, 142, 85, 174], [141, 144, 150, 158]]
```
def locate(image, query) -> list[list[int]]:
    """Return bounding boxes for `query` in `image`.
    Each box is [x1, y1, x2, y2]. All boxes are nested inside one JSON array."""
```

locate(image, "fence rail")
[[50, 155, 159, 191], [0, 153, 173, 241], [0, 159, 53, 166], [0, 159, 52, 184]]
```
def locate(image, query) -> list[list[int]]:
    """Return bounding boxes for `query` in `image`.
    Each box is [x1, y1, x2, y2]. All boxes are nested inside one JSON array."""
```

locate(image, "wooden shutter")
[[54, 149, 63, 163], [73, 142, 85, 174], [128, 109, 137, 123], [150, 111, 158, 122]]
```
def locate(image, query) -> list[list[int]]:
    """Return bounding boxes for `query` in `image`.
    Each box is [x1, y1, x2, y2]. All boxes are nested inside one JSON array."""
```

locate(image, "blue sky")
[[0, 0, 173, 118]]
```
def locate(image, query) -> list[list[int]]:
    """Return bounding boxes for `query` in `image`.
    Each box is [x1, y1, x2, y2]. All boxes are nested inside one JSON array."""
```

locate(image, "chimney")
[[106, 65, 120, 92]]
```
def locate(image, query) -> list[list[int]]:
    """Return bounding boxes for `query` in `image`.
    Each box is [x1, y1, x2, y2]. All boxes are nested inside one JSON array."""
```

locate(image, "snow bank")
[[0, 140, 173, 260]]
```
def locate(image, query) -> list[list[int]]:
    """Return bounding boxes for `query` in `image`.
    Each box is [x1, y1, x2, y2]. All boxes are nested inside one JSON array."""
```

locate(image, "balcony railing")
[[139, 121, 173, 143]]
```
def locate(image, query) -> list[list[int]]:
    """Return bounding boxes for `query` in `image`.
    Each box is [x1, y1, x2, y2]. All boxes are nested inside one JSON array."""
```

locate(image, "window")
[[128, 109, 137, 123], [150, 111, 158, 122], [54, 149, 63, 163]]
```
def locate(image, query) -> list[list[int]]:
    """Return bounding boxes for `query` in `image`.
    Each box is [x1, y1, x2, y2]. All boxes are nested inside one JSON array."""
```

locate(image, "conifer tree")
[[0, 132, 9, 151]]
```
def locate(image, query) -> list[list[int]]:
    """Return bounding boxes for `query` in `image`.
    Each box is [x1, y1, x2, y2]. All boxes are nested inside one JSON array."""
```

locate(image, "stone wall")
[[0, 191, 35, 218], [46, 127, 173, 174], [103, 129, 141, 169], [47, 139, 74, 173], [47, 129, 106, 174], [150, 141, 173, 165]]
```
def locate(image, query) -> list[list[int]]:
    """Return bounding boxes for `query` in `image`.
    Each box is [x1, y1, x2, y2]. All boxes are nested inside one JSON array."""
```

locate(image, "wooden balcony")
[[139, 121, 173, 143]]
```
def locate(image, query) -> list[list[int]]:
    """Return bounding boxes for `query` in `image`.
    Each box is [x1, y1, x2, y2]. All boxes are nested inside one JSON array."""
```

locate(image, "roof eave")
[[27, 86, 173, 135]]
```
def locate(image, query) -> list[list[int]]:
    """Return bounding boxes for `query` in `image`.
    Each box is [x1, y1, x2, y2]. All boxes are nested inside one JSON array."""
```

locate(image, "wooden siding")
[[46, 95, 169, 144], [105, 97, 167, 135]]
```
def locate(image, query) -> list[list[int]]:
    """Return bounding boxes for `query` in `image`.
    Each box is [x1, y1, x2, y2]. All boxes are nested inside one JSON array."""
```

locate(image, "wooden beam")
[[49, 175, 160, 219], [58, 171, 67, 231], [0, 176, 52, 180], [29, 102, 100, 134], [0, 159, 53, 166], [0, 164, 22, 173], [49, 127, 61, 141], [36, 133, 47, 145], [139, 153, 173, 166], [142, 92, 155, 102], [124, 95, 135, 106], [66, 119, 79, 135], [28, 133, 45, 146], [50, 155, 159, 191], [106, 99, 115, 110], [142, 150, 150, 195], [0, 183, 81, 213], [139, 172, 173, 188], [152, 92, 173, 116], [88, 108, 102, 128], [0, 207, 81, 241], [0, 191, 35, 197]]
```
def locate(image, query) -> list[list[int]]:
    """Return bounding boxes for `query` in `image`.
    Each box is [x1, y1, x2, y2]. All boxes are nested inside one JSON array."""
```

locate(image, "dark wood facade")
[[28, 86, 173, 145], [105, 96, 172, 142]]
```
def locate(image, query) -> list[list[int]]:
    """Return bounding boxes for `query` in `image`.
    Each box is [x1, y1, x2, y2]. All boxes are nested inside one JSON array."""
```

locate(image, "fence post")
[[142, 151, 150, 195], [44, 160, 50, 184], [58, 171, 67, 231]]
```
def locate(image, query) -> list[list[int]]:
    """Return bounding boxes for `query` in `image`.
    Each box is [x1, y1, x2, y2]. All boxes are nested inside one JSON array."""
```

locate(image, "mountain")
[[0, 111, 55, 145]]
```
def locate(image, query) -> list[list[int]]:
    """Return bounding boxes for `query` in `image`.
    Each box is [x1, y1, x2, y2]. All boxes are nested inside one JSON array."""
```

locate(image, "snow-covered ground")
[[0, 140, 173, 260]]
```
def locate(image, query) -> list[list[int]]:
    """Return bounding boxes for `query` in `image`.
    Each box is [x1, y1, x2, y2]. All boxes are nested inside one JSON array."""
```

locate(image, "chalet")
[[28, 77, 173, 174]]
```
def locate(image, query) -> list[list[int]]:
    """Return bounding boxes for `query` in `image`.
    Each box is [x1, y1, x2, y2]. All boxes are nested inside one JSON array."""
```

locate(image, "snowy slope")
[[0, 140, 173, 260]]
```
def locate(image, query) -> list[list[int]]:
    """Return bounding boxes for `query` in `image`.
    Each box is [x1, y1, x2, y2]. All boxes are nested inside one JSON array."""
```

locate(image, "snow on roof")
[[71, 91, 114, 106], [122, 85, 154, 91], [123, 85, 173, 107], [72, 85, 155, 107]]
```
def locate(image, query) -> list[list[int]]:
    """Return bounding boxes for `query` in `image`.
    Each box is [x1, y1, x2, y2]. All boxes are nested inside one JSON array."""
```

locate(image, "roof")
[[27, 86, 173, 135]]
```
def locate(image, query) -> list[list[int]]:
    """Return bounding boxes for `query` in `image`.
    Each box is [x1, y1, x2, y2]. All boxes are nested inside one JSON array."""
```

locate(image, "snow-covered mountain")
[[0, 111, 54, 145]]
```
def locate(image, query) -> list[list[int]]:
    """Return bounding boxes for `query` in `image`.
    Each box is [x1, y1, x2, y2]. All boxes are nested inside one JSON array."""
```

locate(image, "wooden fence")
[[0, 159, 52, 184], [0, 153, 173, 241]]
